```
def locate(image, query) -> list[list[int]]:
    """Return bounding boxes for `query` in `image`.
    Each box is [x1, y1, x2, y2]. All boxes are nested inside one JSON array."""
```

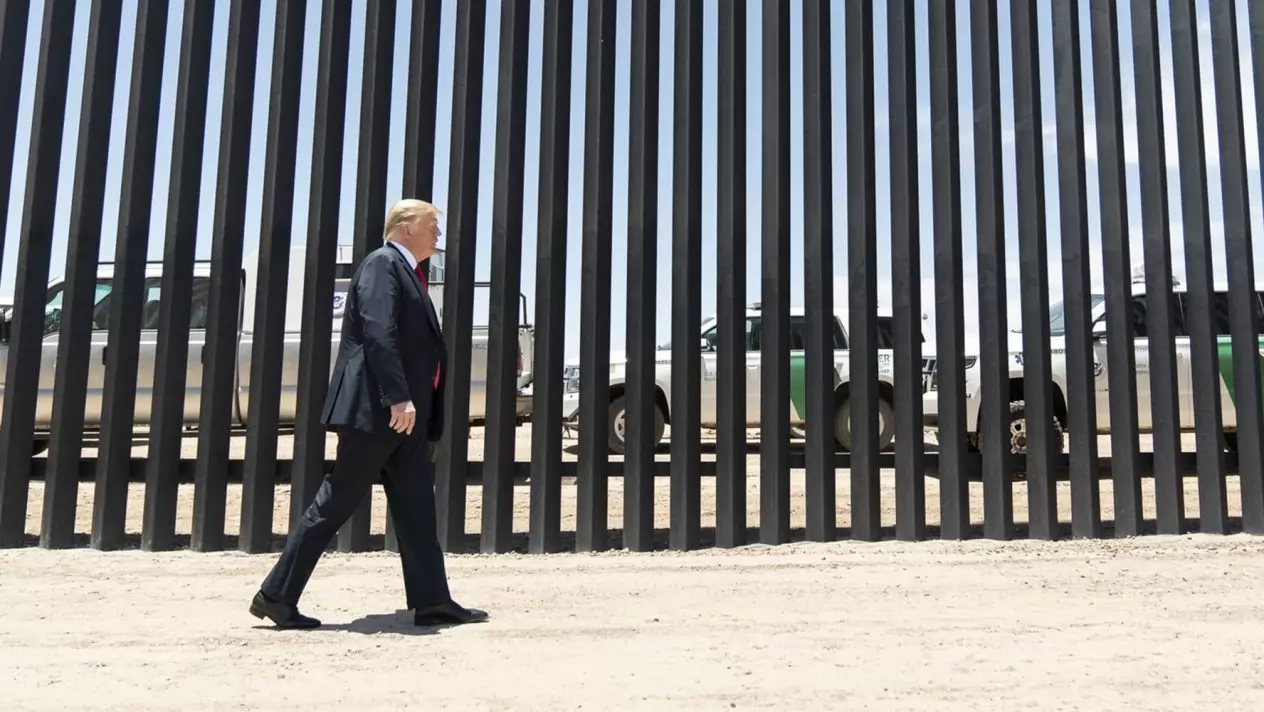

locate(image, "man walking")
[[249, 199, 487, 629]]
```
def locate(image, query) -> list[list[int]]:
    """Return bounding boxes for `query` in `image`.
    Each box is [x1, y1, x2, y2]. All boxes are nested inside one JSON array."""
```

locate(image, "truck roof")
[[82, 245, 363, 281], [742, 302, 898, 318], [41, 246, 364, 333]]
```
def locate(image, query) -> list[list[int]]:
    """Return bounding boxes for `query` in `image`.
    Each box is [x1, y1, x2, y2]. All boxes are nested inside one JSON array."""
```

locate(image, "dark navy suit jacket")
[[320, 244, 446, 442]]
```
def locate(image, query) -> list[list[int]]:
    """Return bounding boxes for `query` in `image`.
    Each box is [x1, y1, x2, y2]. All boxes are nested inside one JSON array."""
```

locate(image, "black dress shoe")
[[249, 591, 322, 629], [413, 600, 489, 626]]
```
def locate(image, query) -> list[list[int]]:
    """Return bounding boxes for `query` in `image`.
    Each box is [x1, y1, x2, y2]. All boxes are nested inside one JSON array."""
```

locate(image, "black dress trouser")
[[261, 427, 451, 609]]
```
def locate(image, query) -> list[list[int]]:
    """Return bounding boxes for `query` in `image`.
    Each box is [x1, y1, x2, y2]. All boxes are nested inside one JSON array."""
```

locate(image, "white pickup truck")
[[922, 275, 1264, 456], [0, 245, 535, 454], [561, 303, 929, 454]]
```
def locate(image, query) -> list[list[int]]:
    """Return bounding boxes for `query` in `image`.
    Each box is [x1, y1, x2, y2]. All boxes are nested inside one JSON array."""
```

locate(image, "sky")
[[3, 0, 1264, 365]]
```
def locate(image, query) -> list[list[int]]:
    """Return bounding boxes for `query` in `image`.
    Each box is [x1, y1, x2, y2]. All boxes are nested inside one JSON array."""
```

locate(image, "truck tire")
[[972, 399, 1066, 479], [1224, 432, 1238, 452], [32, 438, 49, 456], [607, 393, 665, 455], [834, 396, 895, 453]]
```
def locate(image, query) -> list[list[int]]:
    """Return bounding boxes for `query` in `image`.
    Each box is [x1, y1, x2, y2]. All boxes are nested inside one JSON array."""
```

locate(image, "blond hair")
[[383, 199, 439, 242]]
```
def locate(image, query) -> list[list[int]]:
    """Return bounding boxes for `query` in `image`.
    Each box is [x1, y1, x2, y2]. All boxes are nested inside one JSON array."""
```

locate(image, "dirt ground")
[[3, 536, 1264, 709], [5, 427, 1263, 708]]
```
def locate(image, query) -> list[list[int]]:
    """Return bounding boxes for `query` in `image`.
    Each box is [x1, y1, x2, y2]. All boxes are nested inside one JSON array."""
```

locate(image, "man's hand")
[[389, 401, 417, 435]]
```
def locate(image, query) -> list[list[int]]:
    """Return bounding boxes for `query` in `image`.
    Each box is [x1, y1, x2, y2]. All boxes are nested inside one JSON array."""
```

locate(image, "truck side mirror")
[[0, 314, 10, 344], [700, 337, 713, 353]]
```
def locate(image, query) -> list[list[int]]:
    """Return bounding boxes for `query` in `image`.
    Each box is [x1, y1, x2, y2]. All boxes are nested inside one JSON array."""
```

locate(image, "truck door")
[[1126, 295, 1154, 432], [1170, 294, 1193, 428], [788, 317, 808, 427], [1091, 314, 1112, 430], [37, 286, 65, 426], [746, 317, 762, 425], [40, 280, 115, 429], [121, 277, 214, 425], [700, 325, 719, 425], [127, 279, 164, 424], [696, 318, 759, 427], [83, 281, 115, 427], [1208, 291, 1264, 431], [183, 277, 211, 421], [1125, 292, 1190, 433]]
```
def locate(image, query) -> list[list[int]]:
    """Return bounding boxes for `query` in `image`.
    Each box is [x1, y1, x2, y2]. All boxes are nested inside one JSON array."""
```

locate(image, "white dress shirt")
[[389, 239, 418, 272]]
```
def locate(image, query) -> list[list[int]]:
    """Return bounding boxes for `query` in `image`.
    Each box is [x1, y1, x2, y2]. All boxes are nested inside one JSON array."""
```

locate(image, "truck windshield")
[[1048, 294, 1105, 336], [658, 318, 716, 350]]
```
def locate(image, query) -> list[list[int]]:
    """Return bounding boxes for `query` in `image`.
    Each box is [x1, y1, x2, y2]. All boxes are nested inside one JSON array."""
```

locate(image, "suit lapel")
[[388, 245, 442, 335]]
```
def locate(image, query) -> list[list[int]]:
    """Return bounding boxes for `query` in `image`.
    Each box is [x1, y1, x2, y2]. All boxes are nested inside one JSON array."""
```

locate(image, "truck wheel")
[[32, 438, 49, 456], [607, 394, 665, 455], [976, 400, 1066, 479], [834, 396, 895, 452], [1224, 432, 1238, 452]]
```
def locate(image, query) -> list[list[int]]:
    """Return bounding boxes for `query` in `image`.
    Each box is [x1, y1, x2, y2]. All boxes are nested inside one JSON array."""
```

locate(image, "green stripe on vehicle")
[[1215, 336, 1264, 406], [788, 353, 842, 421]]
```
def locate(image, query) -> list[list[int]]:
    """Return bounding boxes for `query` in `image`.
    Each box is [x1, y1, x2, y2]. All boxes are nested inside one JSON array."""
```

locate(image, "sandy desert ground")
[[3, 536, 1264, 710], [4, 427, 1263, 709]]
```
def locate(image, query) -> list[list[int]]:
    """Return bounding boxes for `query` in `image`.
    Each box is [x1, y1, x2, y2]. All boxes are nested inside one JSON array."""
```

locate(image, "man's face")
[[408, 212, 442, 260]]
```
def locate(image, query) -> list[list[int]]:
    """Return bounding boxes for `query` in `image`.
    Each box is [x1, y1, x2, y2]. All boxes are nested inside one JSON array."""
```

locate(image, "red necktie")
[[416, 263, 440, 390]]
